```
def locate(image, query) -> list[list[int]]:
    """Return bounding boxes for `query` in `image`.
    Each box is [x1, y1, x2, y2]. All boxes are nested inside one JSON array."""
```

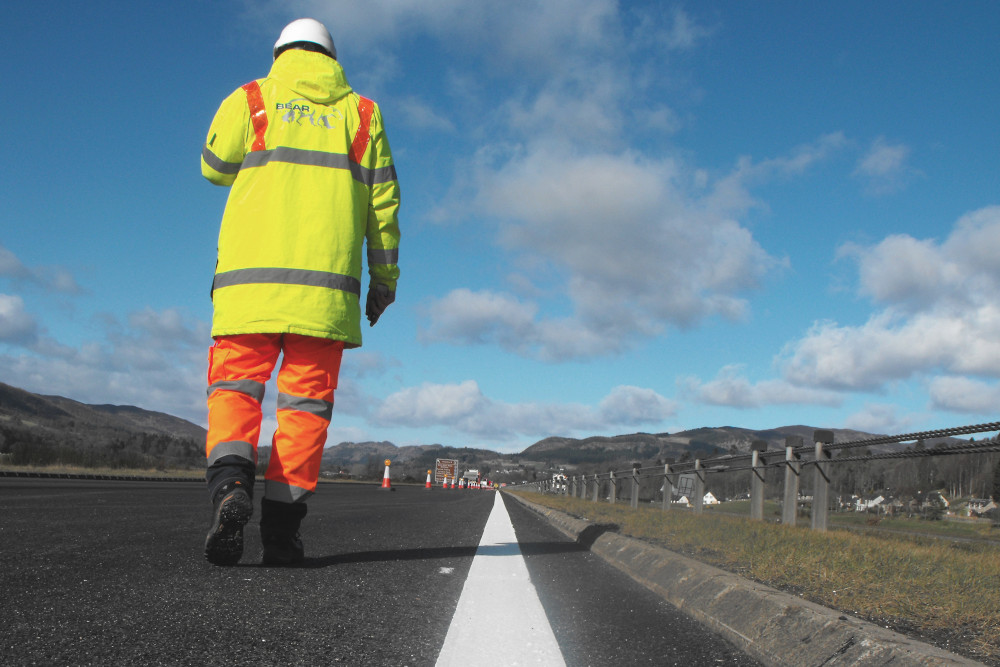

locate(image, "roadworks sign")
[[435, 458, 458, 484]]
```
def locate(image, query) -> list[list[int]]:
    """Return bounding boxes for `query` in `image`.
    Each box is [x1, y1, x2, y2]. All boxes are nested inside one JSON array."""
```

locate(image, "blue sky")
[[3, 1, 999, 453]]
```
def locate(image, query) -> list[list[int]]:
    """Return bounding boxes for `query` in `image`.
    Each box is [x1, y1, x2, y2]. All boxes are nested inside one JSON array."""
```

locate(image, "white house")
[[967, 498, 995, 516], [672, 493, 720, 506], [921, 491, 950, 509], [854, 495, 884, 512]]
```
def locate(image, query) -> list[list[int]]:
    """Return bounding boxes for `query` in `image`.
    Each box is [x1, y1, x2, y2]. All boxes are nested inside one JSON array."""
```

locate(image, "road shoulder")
[[505, 492, 983, 667]]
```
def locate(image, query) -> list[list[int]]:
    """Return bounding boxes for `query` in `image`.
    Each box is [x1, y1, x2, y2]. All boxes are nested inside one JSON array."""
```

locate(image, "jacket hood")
[[268, 49, 352, 105]]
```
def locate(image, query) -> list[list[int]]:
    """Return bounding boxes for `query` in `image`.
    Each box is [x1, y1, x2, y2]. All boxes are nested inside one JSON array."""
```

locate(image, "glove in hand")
[[365, 283, 395, 326]]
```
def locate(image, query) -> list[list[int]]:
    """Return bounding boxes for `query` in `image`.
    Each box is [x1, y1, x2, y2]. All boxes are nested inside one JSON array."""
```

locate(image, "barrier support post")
[[631, 463, 640, 509], [693, 460, 705, 514], [608, 470, 616, 504], [592, 474, 599, 503], [750, 440, 767, 521], [661, 463, 673, 511], [812, 430, 834, 532], [782, 436, 803, 525]]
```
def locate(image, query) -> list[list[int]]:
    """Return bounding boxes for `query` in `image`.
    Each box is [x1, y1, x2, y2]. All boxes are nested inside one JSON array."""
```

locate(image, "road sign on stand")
[[435, 458, 458, 484]]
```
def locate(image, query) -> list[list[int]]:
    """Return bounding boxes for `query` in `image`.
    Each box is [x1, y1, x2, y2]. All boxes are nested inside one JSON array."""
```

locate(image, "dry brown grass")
[[0, 464, 204, 478], [512, 491, 1000, 665]]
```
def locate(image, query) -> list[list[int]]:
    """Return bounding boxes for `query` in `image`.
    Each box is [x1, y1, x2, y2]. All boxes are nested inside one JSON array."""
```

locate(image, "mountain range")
[[0, 381, 882, 472], [0, 382, 207, 441], [0, 382, 206, 469], [317, 424, 880, 470]]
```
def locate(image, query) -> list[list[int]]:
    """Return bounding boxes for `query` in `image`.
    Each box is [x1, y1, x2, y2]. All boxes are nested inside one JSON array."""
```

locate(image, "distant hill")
[[321, 441, 506, 478], [0, 382, 206, 469], [519, 425, 880, 464], [0, 382, 206, 440], [321, 440, 419, 465], [2, 381, 914, 476]]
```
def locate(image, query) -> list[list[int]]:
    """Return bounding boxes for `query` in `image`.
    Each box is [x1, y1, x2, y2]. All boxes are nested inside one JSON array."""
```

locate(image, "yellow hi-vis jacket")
[[201, 49, 400, 348]]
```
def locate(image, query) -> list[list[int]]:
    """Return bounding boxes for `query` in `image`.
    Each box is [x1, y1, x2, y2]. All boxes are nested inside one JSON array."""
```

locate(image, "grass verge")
[[829, 511, 999, 542], [0, 464, 205, 479], [511, 491, 1000, 666]]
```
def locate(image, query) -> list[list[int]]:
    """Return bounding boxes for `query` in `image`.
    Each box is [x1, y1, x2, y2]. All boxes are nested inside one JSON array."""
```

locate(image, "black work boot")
[[260, 498, 308, 566], [204, 480, 254, 566]]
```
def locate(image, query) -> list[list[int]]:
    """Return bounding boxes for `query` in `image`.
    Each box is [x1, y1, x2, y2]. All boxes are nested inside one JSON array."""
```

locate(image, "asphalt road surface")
[[0, 478, 761, 666]]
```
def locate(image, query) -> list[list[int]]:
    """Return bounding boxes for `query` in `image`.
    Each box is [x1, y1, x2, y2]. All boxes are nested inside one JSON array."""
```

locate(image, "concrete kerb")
[[505, 492, 983, 667]]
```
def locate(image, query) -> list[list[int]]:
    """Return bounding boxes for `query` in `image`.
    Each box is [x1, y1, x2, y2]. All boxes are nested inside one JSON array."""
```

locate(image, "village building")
[[968, 498, 997, 516]]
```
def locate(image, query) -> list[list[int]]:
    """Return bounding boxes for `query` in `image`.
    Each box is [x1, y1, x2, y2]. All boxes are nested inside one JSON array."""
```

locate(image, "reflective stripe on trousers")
[[206, 333, 344, 502]]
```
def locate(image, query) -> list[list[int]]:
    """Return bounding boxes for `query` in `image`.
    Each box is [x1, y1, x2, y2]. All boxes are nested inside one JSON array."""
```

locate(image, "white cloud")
[[856, 137, 909, 177], [261, 3, 789, 365], [0, 294, 38, 344], [378, 379, 487, 424], [341, 350, 398, 379], [645, 104, 683, 134], [0, 243, 82, 294], [374, 379, 674, 441], [703, 133, 847, 218], [840, 208, 1000, 311], [425, 138, 835, 360], [421, 288, 537, 345], [839, 235, 959, 311], [0, 246, 31, 279], [739, 133, 847, 181], [659, 7, 713, 51], [843, 403, 917, 435], [853, 137, 917, 194], [127, 308, 208, 349], [0, 306, 210, 424], [256, 0, 706, 147], [262, 0, 621, 71], [598, 385, 678, 424], [928, 376, 1000, 415], [398, 95, 455, 132], [2, 348, 208, 424], [326, 376, 369, 418], [420, 286, 624, 362], [684, 365, 842, 408], [781, 207, 1000, 390], [780, 306, 1000, 390]]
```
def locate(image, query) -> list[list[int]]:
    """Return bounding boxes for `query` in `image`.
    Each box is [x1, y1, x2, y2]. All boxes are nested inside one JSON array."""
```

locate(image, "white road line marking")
[[436, 493, 566, 666]]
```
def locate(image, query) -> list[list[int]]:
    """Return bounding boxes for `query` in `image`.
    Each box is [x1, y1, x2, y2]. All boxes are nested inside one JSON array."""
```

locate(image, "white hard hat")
[[273, 18, 336, 60]]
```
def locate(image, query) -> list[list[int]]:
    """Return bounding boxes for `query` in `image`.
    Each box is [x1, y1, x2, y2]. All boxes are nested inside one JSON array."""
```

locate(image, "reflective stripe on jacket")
[[201, 49, 400, 348]]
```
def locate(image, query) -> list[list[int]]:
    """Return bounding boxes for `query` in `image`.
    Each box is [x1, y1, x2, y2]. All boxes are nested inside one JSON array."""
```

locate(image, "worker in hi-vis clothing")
[[200, 18, 400, 566]]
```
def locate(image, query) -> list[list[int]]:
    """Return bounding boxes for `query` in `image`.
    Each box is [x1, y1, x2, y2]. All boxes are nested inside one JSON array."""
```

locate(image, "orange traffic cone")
[[425, 470, 432, 489], [381, 459, 392, 489]]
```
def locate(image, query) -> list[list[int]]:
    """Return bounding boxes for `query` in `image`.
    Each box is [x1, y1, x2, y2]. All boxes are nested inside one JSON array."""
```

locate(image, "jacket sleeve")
[[201, 89, 250, 186], [365, 102, 401, 293]]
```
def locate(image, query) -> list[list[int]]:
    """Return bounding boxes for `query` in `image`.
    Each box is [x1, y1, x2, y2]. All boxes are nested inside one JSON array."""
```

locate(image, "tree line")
[[0, 420, 203, 470]]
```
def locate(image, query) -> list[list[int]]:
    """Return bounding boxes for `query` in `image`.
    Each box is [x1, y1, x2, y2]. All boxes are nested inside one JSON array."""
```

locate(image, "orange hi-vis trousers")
[[206, 333, 344, 503]]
